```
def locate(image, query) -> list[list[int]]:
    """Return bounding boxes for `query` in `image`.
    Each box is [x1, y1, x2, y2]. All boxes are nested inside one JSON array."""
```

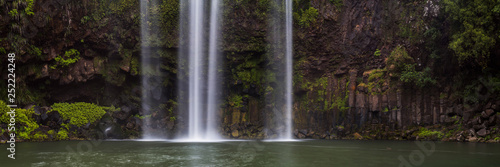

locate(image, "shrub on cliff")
[[386, 46, 414, 78], [294, 7, 319, 28], [400, 65, 436, 88], [50, 49, 81, 69], [443, 0, 500, 68]]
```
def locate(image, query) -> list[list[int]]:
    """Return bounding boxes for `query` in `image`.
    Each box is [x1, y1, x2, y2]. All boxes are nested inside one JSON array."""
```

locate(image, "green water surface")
[[1, 140, 498, 166]]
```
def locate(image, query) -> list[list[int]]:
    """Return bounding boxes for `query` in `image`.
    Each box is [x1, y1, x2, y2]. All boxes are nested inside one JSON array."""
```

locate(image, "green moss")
[[55, 129, 69, 140], [444, 130, 455, 138], [417, 127, 444, 139], [331, 80, 350, 113], [50, 102, 107, 127], [301, 76, 328, 91], [32, 131, 48, 141], [236, 69, 263, 89], [0, 101, 39, 140], [231, 56, 265, 89], [159, 0, 180, 47], [102, 61, 127, 86]]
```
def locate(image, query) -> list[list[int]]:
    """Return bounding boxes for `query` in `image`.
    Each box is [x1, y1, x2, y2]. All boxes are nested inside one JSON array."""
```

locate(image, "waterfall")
[[269, 0, 293, 140], [187, 0, 205, 140], [284, 0, 293, 140], [140, 0, 158, 139], [206, 0, 222, 140], [179, 0, 222, 141]]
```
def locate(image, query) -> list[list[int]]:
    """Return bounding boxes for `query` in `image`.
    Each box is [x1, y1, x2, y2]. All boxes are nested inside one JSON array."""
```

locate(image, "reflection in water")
[[2, 140, 500, 166]]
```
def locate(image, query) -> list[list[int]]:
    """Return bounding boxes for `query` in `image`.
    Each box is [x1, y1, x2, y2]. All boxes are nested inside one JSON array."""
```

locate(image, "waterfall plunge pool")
[[2, 140, 499, 166]]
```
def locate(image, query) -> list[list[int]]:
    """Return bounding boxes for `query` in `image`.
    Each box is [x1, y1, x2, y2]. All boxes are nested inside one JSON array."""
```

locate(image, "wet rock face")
[[54, 59, 96, 84]]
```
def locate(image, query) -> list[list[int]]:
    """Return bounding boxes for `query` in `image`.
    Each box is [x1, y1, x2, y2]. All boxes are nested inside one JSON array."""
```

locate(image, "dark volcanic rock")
[[485, 109, 495, 117], [476, 129, 488, 137]]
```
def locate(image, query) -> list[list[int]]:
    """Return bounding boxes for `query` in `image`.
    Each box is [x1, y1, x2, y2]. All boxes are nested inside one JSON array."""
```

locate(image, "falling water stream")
[[140, 0, 156, 139], [284, 0, 293, 140], [206, 0, 222, 140], [269, 0, 294, 140], [180, 0, 222, 141], [187, 0, 205, 140]]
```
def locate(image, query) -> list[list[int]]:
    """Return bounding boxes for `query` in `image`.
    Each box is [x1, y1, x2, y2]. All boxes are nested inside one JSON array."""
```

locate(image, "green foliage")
[[24, 0, 35, 15], [50, 102, 107, 127], [81, 16, 91, 24], [368, 69, 385, 82], [294, 7, 319, 28], [386, 46, 414, 78], [383, 107, 389, 113], [108, 0, 137, 15], [228, 94, 244, 109], [134, 114, 151, 119], [443, 0, 500, 68], [8, 9, 18, 17], [55, 129, 69, 140], [169, 116, 176, 122], [232, 57, 264, 89], [32, 131, 48, 141], [102, 105, 121, 113], [7, 0, 35, 17], [50, 49, 81, 69], [444, 130, 455, 138], [0, 100, 39, 140], [400, 65, 436, 88], [236, 69, 262, 89], [29, 45, 42, 58], [332, 91, 349, 113], [134, 114, 145, 119], [159, 0, 179, 32], [301, 76, 328, 91], [364, 69, 387, 95], [329, 80, 350, 113], [459, 74, 500, 104], [329, 0, 344, 11], [373, 49, 381, 57], [418, 127, 444, 139], [130, 56, 139, 75]]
